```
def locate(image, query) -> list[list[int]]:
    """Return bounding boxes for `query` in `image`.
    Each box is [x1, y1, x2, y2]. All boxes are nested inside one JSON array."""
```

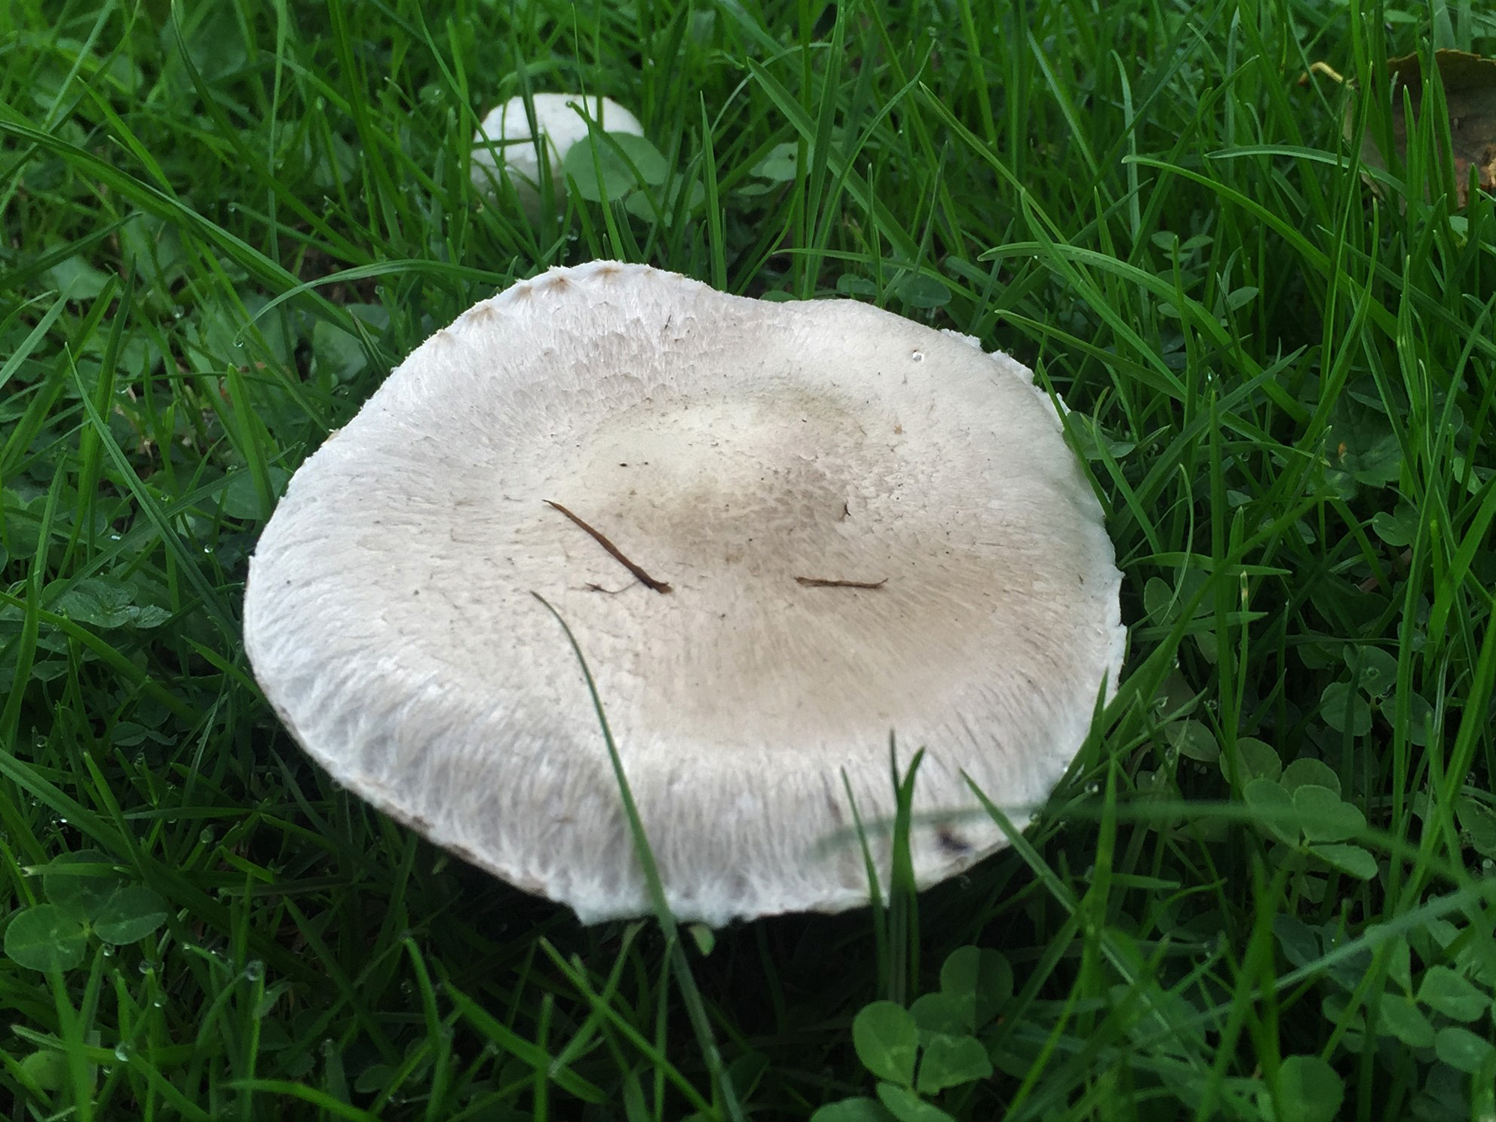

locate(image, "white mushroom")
[[470, 93, 644, 217], [243, 261, 1126, 926]]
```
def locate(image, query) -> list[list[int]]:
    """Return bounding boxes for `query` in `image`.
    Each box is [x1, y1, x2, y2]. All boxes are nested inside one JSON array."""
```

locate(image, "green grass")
[[3, 0, 1495, 1118]]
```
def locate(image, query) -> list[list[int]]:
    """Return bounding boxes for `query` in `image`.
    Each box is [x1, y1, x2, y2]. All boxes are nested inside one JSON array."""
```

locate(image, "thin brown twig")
[[794, 576, 888, 590], [545, 500, 673, 594]]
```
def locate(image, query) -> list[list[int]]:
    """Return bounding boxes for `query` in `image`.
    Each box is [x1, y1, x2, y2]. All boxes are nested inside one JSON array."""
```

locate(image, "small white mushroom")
[[470, 93, 644, 217], [243, 262, 1127, 926]]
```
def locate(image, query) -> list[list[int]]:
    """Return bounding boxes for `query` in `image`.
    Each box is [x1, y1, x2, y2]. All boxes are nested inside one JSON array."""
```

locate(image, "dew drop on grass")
[[244, 960, 264, 982], [114, 1043, 131, 1063], [102, 945, 114, 958], [151, 997, 165, 1009], [200, 827, 215, 845]]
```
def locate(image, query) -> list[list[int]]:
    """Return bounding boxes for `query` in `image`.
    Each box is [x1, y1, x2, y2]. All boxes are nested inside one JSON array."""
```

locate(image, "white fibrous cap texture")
[[243, 261, 1127, 926], [470, 93, 643, 204]]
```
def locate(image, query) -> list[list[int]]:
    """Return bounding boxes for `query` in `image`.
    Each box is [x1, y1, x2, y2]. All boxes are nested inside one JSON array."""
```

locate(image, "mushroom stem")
[[544, 499, 673, 594]]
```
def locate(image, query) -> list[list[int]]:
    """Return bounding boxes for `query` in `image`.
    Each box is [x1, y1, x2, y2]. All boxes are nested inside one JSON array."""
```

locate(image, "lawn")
[[2, 0, 1495, 1119]]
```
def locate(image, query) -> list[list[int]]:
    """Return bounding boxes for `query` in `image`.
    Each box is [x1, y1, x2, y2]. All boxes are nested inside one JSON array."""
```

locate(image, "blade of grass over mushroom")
[[525, 600, 671, 924], [884, 741, 922, 1008], [841, 769, 890, 1002], [530, 594, 744, 1122]]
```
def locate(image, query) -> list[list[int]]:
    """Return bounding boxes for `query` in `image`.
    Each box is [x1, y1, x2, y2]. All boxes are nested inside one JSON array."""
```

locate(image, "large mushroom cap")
[[243, 261, 1126, 926]]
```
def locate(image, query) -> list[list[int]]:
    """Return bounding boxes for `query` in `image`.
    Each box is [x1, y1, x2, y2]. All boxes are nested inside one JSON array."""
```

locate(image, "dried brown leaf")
[[1351, 48, 1496, 206]]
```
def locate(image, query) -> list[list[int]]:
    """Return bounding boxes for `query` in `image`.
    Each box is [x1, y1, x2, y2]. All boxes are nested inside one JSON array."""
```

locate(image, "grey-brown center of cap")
[[513, 381, 1048, 745], [565, 388, 879, 557]]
